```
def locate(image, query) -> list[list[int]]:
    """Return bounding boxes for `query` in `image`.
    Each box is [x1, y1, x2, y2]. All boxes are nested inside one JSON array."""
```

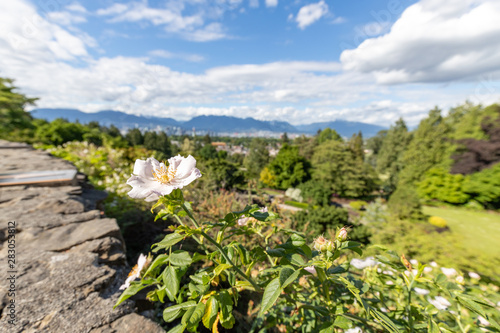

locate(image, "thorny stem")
[[408, 279, 415, 333], [181, 203, 262, 293], [173, 214, 209, 254]]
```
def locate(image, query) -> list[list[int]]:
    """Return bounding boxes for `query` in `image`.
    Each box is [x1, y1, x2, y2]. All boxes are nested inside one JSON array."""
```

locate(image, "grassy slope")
[[423, 206, 500, 258]]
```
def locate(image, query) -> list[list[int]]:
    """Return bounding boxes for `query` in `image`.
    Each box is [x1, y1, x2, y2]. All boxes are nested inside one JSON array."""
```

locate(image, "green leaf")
[[289, 233, 306, 247], [259, 277, 282, 316], [370, 309, 401, 333], [267, 248, 286, 257], [152, 233, 184, 253], [163, 301, 196, 323], [163, 266, 180, 302], [327, 262, 350, 275], [428, 318, 440, 333], [280, 267, 301, 288], [192, 252, 207, 263], [164, 189, 185, 206], [157, 286, 167, 303], [214, 263, 232, 277], [338, 276, 364, 310], [169, 250, 192, 266], [319, 321, 335, 333], [457, 295, 487, 318], [113, 283, 148, 309], [166, 323, 186, 333], [251, 210, 279, 222], [333, 315, 352, 329], [288, 253, 306, 266], [218, 290, 235, 329], [186, 302, 205, 329], [300, 244, 313, 259], [341, 241, 363, 256], [202, 296, 219, 329], [143, 254, 169, 277]]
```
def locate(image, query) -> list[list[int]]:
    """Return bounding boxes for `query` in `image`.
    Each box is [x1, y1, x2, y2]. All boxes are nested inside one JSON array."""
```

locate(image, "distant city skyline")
[[1, 0, 499, 127]]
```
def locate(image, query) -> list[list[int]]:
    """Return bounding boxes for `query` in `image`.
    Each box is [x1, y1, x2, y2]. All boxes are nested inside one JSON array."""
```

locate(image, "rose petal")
[[174, 155, 197, 179]]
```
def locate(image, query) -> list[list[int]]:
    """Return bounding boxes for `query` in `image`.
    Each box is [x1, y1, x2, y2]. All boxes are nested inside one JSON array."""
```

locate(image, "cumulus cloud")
[[149, 49, 204, 62], [265, 0, 278, 8], [97, 1, 230, 41], [296, 1, 329, 29], [341, 0, 500, 84], [1, 0, 499, 128], [249, 0, 259, 8]]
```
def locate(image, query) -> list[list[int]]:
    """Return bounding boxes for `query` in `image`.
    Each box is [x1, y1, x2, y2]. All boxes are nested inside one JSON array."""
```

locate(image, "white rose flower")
[[127, 155, 201, 202], [120, 253, 149, 290]]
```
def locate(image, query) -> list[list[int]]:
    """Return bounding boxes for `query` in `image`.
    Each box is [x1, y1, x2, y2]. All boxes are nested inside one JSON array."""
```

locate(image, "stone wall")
[[0, 141, 164, 332]]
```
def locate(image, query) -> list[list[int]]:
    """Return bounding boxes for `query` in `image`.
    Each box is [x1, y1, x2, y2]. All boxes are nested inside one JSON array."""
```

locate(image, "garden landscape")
[[1, 0, 500, 332]]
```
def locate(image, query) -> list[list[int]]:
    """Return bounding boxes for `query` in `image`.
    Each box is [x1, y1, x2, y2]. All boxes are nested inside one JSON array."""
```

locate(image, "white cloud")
[[66, 2, 87, 13], [249, 0, 259, 8], [265, 0, 278, 8], [1, 0, 500, 129], [341, 0, 500, 84], [149, 50, 204, 62], [331, 16, 346, 24], [296, 1, 329, 29], [96, 1, 239, 42], [47, 11, 86, 26]]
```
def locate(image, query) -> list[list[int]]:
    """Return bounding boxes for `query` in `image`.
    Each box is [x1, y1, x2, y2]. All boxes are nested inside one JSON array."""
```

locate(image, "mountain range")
[[31, 108, 386, 138]]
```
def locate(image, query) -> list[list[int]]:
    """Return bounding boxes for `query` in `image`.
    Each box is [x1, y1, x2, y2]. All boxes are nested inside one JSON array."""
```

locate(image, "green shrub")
[[428, 216, 447, 228], [388, 186, 425, 221], [349, 200, 368, 211], [291, 206, 371, 244], [298, 180, 332, 206]]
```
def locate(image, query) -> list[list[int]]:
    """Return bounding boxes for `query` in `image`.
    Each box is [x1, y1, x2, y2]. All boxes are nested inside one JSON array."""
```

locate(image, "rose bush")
[[114, 155, 500, 333]]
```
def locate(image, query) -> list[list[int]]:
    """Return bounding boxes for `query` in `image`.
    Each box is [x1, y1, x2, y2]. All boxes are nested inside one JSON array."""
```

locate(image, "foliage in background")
[[298, 179, 333, 207], [388, 186, 426, 221], [376, 118, 411, 193], [0, 78, 37, 140], [263, 144, 311, 190]]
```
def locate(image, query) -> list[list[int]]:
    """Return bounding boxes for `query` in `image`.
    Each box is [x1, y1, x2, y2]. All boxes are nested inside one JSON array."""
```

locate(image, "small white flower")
[[237, 217, 251, 226], [386, 281, 394, 285], [414, 287, 430, 295], [430, 261, 438, 267], [350, 257, 378, 269], [456, 276, 464, 284], [424, 267, 433, 274], [127, 155, 201, 202], [380, 307, 388, 313], [441, 267, 457, 277], [120, 254, 148, 290], [468, 272, 481, 279], [410, 259, 418, 266], [428, 296, 451, 310], [345, 327, 362, 333]]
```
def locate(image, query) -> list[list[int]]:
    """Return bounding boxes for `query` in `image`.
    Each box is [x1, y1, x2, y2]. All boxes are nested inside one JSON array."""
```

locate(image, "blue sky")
[[1, 0, 499, 126]]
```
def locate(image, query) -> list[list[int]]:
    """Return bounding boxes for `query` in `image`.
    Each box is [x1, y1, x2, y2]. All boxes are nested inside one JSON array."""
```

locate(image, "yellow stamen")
[[128, 264, 139, 277], [152, 162, 176, 184]]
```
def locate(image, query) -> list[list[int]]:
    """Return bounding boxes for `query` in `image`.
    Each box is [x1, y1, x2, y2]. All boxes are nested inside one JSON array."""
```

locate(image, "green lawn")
[[423, 206, 500, 258]]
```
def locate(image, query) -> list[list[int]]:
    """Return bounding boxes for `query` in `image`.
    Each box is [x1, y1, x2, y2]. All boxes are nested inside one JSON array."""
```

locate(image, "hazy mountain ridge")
[[31, 108, 386, 137]]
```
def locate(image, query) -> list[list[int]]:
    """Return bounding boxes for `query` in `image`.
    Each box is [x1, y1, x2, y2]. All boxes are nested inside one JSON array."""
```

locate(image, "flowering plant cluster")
[[114, 155, 500, 333]]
